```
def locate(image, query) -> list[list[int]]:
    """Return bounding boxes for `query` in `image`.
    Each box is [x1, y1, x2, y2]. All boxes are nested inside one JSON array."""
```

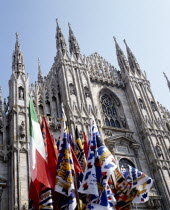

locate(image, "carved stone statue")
[[20, 121, 25, 139], [0, 116, 3, 129], [120, 116, 126, 128], [23, 203, 28, 210], [69, 83, 76, 95], [156, 144, 163, 157], [19, 87, 24, 100], [151, 101, 157, 112]]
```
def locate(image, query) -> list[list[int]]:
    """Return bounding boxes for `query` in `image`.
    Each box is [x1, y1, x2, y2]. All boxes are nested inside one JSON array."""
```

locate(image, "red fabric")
[[29, 179, 41, 209], [29, 149, 52, 208], [29, 117, 58, 208], [83, 132, 88, 160], [71, 147, 83, 175], [41, 117, 58, 189]]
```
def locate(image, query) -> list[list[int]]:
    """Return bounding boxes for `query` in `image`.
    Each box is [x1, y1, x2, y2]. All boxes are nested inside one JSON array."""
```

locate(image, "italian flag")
[[29, 98, 51, 188]]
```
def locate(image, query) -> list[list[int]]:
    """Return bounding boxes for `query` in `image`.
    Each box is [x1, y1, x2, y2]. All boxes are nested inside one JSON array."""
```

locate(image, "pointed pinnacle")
[[68, 22, 71, 28], [123, 39, 127, 45], [16, 32, 19, 41], [113, 36, 117, 42], [38, 57, 40, 65], [56, 18, 58, 26]]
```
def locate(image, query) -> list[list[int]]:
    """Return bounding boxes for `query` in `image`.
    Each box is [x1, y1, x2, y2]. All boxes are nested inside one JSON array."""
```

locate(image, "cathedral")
[[0, 20, 170, 210]]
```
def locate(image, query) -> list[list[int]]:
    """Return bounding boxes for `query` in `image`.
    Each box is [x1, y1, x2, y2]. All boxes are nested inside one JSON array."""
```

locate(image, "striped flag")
[[39, 185, 53, 209]]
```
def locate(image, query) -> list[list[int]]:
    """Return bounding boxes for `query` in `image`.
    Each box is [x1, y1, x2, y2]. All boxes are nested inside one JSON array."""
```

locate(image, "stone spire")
[[123, 39, 140, 74], [113, 37, 129, 73], [38, 57, 43, 83], [0, 86, 2, 112], [0, 87, 3, 126], [55, 19, 67, 55], [12, 32, 25, 73], [163, 72, 170, 91], [68, 23, 80, 59]]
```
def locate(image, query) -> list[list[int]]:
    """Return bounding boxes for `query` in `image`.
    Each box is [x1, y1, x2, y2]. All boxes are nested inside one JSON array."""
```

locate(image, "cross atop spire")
[[113, 37, 129, 73], [123, 39, 140, 74], [163, 72, 170, 91], [68, 23, 80, 59], [55, 19, 67, 56]]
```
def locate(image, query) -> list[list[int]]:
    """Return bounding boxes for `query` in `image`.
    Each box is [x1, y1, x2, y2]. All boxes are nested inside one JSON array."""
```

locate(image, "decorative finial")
[[68, 22, 71, 28], [113, 36, 117, 42], [16, 32, 19, 40], [123, 39, 127, 45], [56, 18, 58, 26], [38, 57, 40, 64]]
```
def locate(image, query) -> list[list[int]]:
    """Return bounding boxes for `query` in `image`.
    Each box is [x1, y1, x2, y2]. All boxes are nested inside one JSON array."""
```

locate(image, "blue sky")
[[0, 0, 170, 110]]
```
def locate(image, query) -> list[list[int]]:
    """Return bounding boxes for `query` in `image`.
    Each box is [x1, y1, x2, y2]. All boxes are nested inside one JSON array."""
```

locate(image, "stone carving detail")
[[84, 86, 90, 98], [156, 143, 163, 157], [139, 98, 146, 109], [69, 83, 76, 95], [151, 101, 157, 112], [19, 87, 24, 100], [20, 121, 25, 139], [0, 116, 3, 129], [120, 116, 126, 128], [23, 203, 28, 210]]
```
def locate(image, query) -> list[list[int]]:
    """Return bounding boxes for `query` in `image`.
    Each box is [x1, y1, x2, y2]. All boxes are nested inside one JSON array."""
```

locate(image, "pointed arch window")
[[101, 94, 122, 128]]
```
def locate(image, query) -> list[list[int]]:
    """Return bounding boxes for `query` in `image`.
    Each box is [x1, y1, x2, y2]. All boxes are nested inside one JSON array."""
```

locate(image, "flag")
[[83, 131, 88, 160], [78, 119, 98, 196], [120, 166, 129, 179], [75, 127, 86, 171], [89, 134, 117, 209], [55, 107, 77, 210], [129, 166, 153, 203], [29, 98, 52, 208], [41, 117, 58, 189], [39, 185, 53, 209]]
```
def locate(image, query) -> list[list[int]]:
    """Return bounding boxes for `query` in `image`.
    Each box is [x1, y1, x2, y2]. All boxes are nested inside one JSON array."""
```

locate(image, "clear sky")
[[0, 0, 170, 110]]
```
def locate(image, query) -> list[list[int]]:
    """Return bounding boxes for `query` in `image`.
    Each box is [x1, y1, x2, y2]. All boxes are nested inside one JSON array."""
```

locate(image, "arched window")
[[100, 94, 122, 128], [119, 158, 135, 173], [139, 98, 146, 109], [39, 104, 44, 115], [46, 101, 51, 116]]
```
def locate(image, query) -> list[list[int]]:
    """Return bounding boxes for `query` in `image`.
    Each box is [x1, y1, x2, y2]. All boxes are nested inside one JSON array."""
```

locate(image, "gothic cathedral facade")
[[0, 21, 170, 209]]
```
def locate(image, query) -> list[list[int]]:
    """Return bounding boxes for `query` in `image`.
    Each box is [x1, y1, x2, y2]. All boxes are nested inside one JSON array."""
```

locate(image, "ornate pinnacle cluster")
[[87, 52, 124, 88]]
